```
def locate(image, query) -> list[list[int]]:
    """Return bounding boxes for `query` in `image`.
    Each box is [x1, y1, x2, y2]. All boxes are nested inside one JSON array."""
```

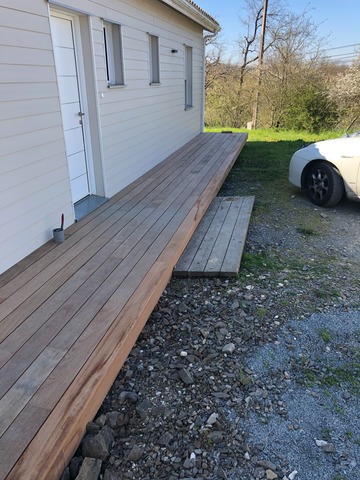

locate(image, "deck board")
[[0, 134, 224, 343], [174, 196, 255, 276], [0, 132, 247, 480]]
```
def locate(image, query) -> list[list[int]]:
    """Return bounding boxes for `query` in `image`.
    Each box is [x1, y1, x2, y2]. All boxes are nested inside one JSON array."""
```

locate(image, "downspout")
[[202, 32, 217, 133]]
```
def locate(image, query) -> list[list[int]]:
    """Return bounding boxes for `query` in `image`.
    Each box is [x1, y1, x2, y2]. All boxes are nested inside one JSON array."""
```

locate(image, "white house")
[[0, 0, 219, 275]]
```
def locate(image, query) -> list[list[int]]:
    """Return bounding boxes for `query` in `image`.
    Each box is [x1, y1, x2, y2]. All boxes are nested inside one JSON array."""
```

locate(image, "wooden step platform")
[[0, 132, 247, 480], [174, 196, 254, 277]]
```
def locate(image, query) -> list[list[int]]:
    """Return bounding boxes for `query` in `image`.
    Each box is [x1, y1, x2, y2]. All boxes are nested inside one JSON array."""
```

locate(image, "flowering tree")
[[328, 55, 360, 130]]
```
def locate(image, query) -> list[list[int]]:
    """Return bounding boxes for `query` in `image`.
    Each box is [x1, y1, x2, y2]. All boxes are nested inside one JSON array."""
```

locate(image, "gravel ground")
[[63, 170, 360, 480]]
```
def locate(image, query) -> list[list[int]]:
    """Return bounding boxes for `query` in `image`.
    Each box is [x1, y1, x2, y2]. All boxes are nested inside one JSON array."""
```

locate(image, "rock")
[[94, 415, 106, 427], [100, 426, 114, 450], [288, 471, 298, 480], [315, 439, 336, 453], [315, 439, 328, 447], [127, 445, 143, 462], [183, 454, 196, 469], [158, 431, 174, 446], [215, 321, 228, 329], [222, 343, 235, 354], [75, 458, 102, 480], [231, 300, 240, 310], [86, 422, 100, 435], [257, 460, 277, 471], [116, 411, 130, 427], [208, 431, 223, 443], [216, 466, 227, 478], [136, 399, 154, 419], [69, 457, 82, 478], [178, 367, 194, 385], [119, 391, 138, 404], [60, 467, 70, 480], [178, 302, 188, 312], [106, 411, 119, 428], [323, 443, 336, 453], [103, 470, 119, 480], [81, 433, 110, 461], [206, 412, 218, 425], [266, 470, 278, 479]]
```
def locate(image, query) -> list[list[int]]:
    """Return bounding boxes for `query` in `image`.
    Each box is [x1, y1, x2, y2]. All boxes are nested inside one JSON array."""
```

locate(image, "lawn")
[[206, 127, 344, 200]]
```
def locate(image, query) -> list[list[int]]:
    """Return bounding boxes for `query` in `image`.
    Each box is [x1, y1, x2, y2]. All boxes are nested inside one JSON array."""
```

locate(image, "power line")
[[325, 43, 360, 51], [327, 52, 358, 59]]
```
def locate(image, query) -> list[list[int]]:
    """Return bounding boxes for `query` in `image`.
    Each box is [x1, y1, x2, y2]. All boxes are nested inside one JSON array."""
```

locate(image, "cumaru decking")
[[174, 195, 255, 277], [0, 132, 247, 480]]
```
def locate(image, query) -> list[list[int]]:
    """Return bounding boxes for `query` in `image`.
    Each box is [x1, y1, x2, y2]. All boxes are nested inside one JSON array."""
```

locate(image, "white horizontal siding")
[[0, 112, 62, 139], [1, 0, 209, 274], [0, 97, 61, 121], [1, 161, 69, 215], [0, 64, 57, 83], [0, 3, 73, 274], [0, 139, 65, 174], [89, 0, 205, 196]]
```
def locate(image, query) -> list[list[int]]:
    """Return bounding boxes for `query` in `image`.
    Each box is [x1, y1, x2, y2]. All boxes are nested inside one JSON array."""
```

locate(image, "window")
[[185, 46, 193, 108], [149, 34, 160, 84], [103, 21, 125, 86]]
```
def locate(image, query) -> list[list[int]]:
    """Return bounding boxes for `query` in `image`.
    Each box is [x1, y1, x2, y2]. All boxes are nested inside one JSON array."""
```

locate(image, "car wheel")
[[306, 161, 344, 207]]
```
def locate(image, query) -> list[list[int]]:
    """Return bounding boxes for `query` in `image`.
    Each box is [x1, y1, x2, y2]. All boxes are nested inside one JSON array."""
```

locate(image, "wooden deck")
[[0, 132, 247, 480], [174, 196, 254, 277]]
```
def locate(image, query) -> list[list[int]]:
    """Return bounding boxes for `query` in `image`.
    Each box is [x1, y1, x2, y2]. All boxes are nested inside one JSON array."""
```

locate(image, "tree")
[[204, 0, 335, 131], [204, 33, 224, 92], [328, 54, 360, 130], [252, 3, 330, 128]]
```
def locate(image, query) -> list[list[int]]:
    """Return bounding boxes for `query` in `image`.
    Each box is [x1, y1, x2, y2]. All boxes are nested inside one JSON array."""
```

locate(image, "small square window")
[[185, 46, 193, 108], [149, 34, 160, 84], [103, 21, 125, 86]]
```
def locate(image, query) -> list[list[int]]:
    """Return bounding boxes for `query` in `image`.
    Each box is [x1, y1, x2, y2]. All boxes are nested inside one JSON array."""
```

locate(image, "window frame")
[[103, 20, 125, 87], [149, 34, 160, 85], [184, 45, 193, 109]]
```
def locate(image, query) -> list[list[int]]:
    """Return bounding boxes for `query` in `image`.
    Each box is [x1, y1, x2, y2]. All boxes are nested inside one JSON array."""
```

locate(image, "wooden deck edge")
[[5, 133, 248, 480]]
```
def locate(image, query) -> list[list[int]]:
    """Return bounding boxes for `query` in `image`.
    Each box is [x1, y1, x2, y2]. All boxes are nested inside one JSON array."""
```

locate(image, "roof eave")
[[160, 0, 220, 33]]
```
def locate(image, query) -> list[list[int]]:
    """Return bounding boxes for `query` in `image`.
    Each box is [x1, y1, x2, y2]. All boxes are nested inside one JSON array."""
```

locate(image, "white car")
[[289, 134, 360, 206]]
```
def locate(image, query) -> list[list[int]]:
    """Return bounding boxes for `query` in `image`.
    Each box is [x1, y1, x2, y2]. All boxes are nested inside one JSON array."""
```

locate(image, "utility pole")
[[252, 0, 268, 129]]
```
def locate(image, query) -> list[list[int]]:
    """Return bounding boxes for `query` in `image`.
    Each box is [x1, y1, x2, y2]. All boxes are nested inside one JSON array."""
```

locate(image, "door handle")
[[78, 112, 85, 116]]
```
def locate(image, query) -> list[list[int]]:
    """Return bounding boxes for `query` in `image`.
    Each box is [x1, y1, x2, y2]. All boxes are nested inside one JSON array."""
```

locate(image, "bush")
[[282, 85, 339, 133]]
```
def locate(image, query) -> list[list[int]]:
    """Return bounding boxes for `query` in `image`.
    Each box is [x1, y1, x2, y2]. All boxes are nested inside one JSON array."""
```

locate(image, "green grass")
[[323, 363, 360, 390], [206, 127, 342, 202], [256, 307, 268, 318], [240, 251, 280, 273], [296, 226, 317, 236], [205, 127, 341, 143], [318, 328, 331, 343], [295, 357, 360, 393]]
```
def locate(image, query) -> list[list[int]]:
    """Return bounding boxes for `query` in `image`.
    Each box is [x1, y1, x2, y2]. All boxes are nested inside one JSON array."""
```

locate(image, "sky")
[[195, 0, 360, 64]]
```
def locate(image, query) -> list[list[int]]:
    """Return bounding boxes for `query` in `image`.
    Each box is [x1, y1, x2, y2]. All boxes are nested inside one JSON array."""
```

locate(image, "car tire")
[[306, 161, 344, 207]]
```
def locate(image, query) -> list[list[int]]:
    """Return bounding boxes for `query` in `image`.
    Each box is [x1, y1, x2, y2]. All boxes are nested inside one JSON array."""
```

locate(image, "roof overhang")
[[160, 0, 220, 33]]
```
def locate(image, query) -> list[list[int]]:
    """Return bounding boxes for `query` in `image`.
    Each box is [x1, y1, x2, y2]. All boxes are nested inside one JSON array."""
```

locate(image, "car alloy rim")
[[309, 168, 329, 201]]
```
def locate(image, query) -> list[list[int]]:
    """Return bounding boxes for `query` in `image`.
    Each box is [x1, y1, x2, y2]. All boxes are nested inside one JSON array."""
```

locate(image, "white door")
[[51, 13, 90, 203]]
